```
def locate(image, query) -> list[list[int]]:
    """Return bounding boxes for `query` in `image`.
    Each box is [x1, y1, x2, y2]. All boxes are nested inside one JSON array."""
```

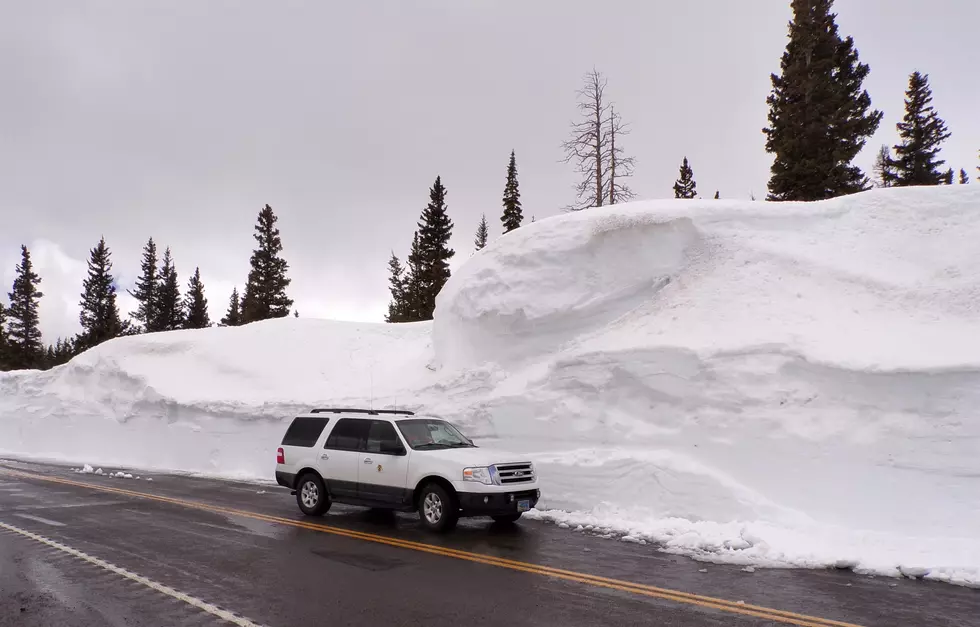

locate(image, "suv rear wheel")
[[296, 472, 330, 516], [418, 483, 458, 532]]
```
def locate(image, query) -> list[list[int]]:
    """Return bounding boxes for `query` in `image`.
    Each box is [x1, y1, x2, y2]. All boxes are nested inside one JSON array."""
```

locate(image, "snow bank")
[[3, 185, 980, 587]]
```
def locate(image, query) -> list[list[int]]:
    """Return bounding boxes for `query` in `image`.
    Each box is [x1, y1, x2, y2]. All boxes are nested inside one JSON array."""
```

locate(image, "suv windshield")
[[395, 418, 475, 450]]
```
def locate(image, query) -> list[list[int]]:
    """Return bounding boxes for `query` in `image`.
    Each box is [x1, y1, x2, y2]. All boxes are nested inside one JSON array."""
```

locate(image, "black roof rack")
[[308, 408, 415, 416]]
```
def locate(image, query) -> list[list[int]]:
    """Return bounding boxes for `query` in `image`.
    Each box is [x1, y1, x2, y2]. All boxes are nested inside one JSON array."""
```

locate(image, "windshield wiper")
[[412, 443, 454, 450]]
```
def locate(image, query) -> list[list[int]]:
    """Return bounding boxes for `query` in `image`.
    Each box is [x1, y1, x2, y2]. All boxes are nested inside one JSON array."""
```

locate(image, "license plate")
[[517, 499, 530, 512]]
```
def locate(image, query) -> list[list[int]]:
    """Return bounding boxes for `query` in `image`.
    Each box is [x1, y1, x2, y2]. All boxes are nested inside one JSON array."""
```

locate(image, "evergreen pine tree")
[[77, 237, 128, 351], [763, 0, 883, 201], [872, 145, 896, 187], [941, 168, 954, 185], [673, 157, 697, 199], [413, 177, 454, 320], [6, 245, 44, 370], [714, 191, 720, 199], [128, 237, 160, 332], [183, 267, 210, 329], [960, 168, 970, 185], [403, 232, 425, 322], [42, 345, 56, 370], [500, 150, 523, 233], [474, 214, 489, 251], [883, 71, 951, 187], [58, 338, 74, 365], [240, 204, 293, 324], [220, 287, 242, 326], [153, 247, 184, 331], [0, 300, 8, 371], [385, 252, 408, 323]]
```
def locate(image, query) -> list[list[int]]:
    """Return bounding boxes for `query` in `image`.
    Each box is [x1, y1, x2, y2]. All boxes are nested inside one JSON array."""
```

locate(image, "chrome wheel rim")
[[423, 492, 443, 524], [301, 481, 319, 509]]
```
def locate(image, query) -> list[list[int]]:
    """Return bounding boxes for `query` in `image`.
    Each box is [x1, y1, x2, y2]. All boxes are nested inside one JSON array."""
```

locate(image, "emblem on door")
[[377, 464, 383, 472]]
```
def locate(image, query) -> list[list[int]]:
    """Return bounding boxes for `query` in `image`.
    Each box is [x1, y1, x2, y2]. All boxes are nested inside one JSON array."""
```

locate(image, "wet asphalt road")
[[0, 458, 977, 627]]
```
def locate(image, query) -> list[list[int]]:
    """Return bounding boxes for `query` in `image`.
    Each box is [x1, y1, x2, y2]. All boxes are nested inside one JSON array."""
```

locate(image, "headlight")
[[462, 466, 493, 485]]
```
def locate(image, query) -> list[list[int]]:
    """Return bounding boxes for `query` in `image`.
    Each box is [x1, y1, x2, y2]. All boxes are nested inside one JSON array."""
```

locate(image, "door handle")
[[363, 458, 373, 464]]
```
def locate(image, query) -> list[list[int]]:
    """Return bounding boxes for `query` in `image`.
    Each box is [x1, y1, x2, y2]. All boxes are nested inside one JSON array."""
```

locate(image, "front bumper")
[[457, 488, 540, 517]]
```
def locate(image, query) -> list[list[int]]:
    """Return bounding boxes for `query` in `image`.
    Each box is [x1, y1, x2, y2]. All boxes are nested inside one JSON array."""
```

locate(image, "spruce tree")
[[403, 232, 425, 322], [941, 168, 954, 185], [77, 237, 128, 351], [413, 177, 454, 320], [183, 267, 210, 329], [500, 150, 523, 233], [474, 214, 489, 251], [240, 204, 293, 324], [385, 252, 408, 323], [872, 145, 896, 187], [220, 287, 242, 326], [0, 300, 8, 371], [714, 191, 720, 199], [673, 157, 697, 199], [960, 168, 970, 185], [6, 245, 44, 370], [883, 71, 951, 187], [153, 247, 184, 331], [42, 345, 56, 370], [763, 0, 883, 201], [128, 237, 160, 332]]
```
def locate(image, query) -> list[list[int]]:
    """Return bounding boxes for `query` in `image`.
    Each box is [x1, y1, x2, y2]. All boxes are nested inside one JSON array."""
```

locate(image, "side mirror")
[[381, 442, 406, 456]]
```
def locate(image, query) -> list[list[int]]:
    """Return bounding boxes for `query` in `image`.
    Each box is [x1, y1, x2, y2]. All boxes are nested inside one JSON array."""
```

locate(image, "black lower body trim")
[[275, 471, 296, 489], [457, 489, 540, 517]]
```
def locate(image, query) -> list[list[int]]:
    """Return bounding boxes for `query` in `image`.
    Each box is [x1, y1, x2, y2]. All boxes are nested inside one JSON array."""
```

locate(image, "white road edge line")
[[0, 520, 264, 627], [13, 513, 66, 527]]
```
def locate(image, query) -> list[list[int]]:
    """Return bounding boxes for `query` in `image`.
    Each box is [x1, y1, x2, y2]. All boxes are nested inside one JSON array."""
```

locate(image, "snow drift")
[[3, 185, 980, 587]]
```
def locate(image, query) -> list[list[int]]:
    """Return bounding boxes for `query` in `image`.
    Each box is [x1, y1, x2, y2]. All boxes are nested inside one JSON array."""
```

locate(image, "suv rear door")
[[319, 418, 369, 499], [279, 416, 331, 475], [357, 420, 411, 506]]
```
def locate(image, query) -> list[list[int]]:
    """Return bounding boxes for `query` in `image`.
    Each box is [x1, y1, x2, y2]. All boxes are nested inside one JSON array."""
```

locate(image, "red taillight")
[[276, 447, 284, 464]]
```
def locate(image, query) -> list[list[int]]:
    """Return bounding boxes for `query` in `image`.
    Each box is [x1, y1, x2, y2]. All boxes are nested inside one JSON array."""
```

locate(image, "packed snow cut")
[[3, 185, 980, 587]]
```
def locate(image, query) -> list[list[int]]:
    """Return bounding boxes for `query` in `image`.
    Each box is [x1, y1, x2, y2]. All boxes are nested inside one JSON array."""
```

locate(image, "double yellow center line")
[[0, 468, 864, 627]]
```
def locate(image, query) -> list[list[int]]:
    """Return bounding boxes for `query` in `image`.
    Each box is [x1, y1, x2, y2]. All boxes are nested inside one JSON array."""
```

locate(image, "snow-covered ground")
[[3, 185, 979, 587]]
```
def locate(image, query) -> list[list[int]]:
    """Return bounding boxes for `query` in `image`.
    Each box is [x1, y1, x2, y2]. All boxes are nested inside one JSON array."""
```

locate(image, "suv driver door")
[[357, 420, 411, 507], [319, 418, 369, 500]]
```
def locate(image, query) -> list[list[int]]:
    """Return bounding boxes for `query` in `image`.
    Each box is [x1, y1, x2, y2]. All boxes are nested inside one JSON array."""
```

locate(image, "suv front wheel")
[[418, 483, 458, 532], [296, 472, 330, 516]]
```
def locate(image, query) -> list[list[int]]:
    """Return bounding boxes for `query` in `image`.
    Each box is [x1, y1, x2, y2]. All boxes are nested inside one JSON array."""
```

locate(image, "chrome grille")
[[494, 462, 535, 484]]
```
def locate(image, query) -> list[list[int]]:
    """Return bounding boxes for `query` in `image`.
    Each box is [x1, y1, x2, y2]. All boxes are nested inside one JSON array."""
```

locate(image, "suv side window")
[[324, 418, 369, 451], [281, 417, 330, 447], [365, 420, 405, 455]]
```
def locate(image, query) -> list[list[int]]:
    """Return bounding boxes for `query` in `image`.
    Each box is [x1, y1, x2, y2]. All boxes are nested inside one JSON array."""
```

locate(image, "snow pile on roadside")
[[71, 463, 147, 480], [3, 185, 980, 587]]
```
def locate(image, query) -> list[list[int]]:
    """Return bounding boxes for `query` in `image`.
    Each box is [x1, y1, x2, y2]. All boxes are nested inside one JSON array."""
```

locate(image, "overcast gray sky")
[[2, 0, 977, 342]]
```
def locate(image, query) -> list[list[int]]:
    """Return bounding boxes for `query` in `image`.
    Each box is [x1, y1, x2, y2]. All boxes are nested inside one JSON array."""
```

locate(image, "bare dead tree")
[[606, 105, 635, 204], [561, 69, 611, 211]]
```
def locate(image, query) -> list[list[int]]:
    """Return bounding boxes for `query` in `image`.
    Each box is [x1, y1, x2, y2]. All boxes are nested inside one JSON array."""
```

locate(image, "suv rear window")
[[281, 417, 330, 447]]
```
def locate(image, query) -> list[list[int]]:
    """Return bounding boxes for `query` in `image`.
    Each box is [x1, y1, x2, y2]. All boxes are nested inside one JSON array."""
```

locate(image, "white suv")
[[274, 408, 541, 532]]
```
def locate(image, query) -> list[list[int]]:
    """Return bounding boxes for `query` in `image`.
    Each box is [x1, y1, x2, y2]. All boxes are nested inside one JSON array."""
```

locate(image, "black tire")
[[296, 472, 330, 516], [417, 483, 458, 533], [492, 514, 522, 524]]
